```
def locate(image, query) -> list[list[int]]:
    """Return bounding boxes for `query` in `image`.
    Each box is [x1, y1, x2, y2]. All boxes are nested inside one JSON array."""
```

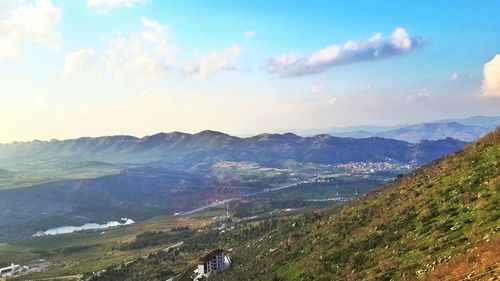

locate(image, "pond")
[[34, 218, 135, 236]]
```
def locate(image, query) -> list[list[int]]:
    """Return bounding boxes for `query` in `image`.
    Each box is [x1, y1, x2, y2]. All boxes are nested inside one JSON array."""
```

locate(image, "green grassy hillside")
[[222, 129, 499, 280]]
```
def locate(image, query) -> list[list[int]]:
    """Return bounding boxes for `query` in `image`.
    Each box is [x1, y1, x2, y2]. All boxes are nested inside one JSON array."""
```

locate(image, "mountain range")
[[281, 115, 500, 142], [0, 131, 468, 173]]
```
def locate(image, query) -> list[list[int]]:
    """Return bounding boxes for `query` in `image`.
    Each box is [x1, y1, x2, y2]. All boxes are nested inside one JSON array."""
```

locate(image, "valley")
[[1, 129, 498, 281], [0, 130, 482, 280], [85, 129, 500, 281], [0, 132, 465, 243], [0, 159, 403, 242]]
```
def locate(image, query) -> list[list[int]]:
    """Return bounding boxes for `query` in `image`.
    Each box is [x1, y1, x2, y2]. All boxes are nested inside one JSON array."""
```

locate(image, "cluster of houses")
[[0, 263, 29, 279], [194, 249, 231, 280]]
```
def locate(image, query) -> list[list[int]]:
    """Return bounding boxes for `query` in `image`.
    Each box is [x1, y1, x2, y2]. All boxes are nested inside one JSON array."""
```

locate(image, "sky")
[[0, 0, 499, 143]]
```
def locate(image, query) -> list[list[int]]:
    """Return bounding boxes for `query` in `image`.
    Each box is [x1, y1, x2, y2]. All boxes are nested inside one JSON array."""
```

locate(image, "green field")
[[0, 166, 122, 191]]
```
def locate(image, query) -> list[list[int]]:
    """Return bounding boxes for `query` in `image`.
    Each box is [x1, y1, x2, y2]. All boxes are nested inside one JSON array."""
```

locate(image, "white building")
[[194, 249, 231, 280], [0, 263, 28, 278], [32, 231, 46, 237]]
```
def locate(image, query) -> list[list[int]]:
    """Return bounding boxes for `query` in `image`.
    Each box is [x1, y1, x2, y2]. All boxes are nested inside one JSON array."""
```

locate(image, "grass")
[[0, 168, 122, 191]]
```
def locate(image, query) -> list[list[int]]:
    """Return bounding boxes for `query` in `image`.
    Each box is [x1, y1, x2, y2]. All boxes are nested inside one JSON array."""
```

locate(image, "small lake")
[[37, 218, 135, 236]]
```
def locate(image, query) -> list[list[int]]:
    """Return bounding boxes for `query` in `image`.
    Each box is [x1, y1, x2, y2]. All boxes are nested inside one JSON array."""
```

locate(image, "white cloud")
[[60, 17, 241, 80], [327, 97, 336, 106], [87, 0, 147, 11], [417, 88, 431, 98], [310, 84, 329, 94], [244, 31, 255, 39], [480, 55, 500, 98], [140, 17, 168, 47], [104, 17, 178, 79], [391, 28, 412, 50], [0, 0, 61, 61], [265, 27, 423, 77], [359, 85, 373, 92], [404, 88, 432, 104], [308, 45, 341, 65], [185, 45, 242, 79], [450, 72, 475, 82], [64, 48, 98, 76]]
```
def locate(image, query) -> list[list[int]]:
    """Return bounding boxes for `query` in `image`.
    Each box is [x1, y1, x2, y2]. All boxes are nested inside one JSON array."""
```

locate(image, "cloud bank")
[[481, 55, 500, 98], [310, 84, 329, 94], [0, 0, 61, 61], [62, 17, 242, 80], [104, 17, 178, 79], [265, 28, 423, 77]]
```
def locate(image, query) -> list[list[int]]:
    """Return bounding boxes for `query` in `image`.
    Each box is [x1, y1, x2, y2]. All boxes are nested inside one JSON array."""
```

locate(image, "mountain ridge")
[[4, 114, 499, 146], [0, 131, 470, 171], [276, 116, 500, 142]]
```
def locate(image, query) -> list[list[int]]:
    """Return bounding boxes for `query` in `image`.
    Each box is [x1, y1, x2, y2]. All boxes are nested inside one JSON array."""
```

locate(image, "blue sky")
[[0, 0, 499, 142]]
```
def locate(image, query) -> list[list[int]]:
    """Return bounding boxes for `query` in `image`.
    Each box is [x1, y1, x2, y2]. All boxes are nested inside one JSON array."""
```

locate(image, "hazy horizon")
[[0, 114, 498, 144]]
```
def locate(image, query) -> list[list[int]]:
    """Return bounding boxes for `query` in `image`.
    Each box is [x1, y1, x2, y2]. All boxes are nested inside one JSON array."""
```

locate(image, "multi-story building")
[[195, 249, 231, 279]]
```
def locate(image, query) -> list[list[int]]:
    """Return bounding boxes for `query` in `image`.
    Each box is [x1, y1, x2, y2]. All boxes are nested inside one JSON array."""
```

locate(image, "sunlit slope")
[[223, 129, 499, 280]]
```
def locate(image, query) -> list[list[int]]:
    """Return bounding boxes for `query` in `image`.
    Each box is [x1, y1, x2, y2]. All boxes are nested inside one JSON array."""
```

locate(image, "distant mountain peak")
[[252, 132, 301, 142], [194, 130, 229, 137], [254, 133, 273, 141], [139, 133, 171, 144], [281, 132, 301, 139], [310, 134, 334, 140]]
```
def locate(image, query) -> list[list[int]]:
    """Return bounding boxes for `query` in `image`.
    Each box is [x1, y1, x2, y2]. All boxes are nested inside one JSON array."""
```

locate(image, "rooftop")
[[197, 249, 227, 263]]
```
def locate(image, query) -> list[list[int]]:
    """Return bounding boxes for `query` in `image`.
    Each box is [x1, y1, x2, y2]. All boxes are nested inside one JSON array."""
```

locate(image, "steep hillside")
[[222, 129, 499, 280]]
